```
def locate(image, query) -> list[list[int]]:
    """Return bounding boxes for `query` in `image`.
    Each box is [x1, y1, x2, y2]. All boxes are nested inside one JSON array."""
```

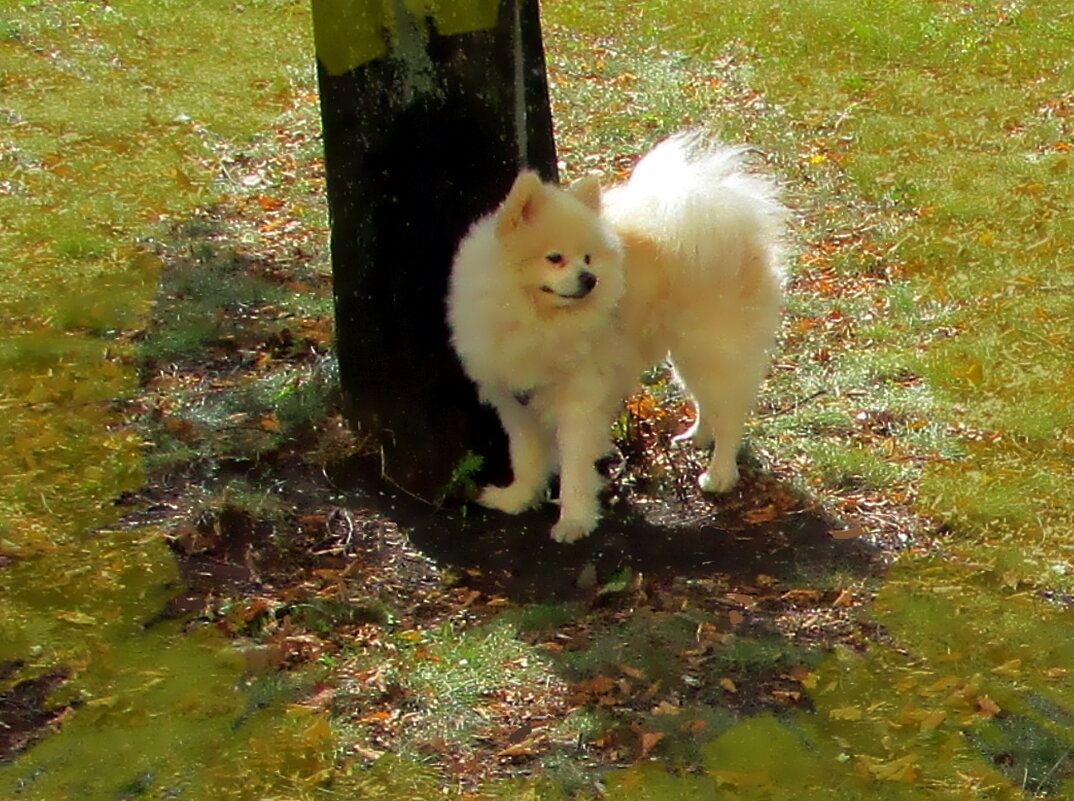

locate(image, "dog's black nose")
[[579, 271, 598, 293]]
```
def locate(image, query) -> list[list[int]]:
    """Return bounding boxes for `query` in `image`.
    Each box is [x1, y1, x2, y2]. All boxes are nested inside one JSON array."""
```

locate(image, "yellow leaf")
[[791, 667, 819, 689], [709, 770, 772, 789], [927, 676, 962, 693], [304, 715, 332, 745], [920, 709, 946, 732], [86, 694, 121, 708], [829, 706, 863, 721], [952, 360, 984, 385], [990, 659, 1022, 678], [58, 610, 97, 626], [862, 753, 920, 782]]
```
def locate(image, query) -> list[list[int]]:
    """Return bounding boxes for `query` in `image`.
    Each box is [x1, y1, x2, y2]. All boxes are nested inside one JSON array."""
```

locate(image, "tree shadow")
[[334, 455, 883, 603]]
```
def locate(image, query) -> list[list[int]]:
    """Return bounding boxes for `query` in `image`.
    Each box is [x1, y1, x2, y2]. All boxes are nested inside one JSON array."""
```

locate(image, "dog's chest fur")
[[489, 308, 620, 395]]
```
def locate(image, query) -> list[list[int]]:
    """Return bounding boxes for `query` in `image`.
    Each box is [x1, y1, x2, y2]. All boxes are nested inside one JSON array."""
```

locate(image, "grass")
[[0, 0, 321, 552], [5, 0, 1074, 798], [602, 0, 1074, 568], [0, 0, 314, 326], [542, 0, 1074, 796]]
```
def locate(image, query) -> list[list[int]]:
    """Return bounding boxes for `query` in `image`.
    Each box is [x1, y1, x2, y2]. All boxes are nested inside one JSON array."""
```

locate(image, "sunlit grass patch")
[[333, 619, 577, 773], [0, 0, 317, 326], [543, 2, 1074, 792], [573, 0, 1074, 584]]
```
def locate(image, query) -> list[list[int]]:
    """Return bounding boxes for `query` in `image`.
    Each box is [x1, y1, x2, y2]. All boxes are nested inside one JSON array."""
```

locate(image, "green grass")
[[543, 0, 1074, 797], [334, 619, 579, 768], [0, 0, 314, 324], [0, 4, 346, 801], [568, 0, 1074, 572], [5, 0, 1074, 798]]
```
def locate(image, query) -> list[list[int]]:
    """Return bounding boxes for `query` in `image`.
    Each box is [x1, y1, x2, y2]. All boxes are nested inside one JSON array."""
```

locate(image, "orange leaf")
[[977, 696, 1001, 718], [620, 665, 646, 680], [684, 719, 708, 734], [639, 730, 665, 757], [743, 504, 778, 524], [833, 588, 855, 607]]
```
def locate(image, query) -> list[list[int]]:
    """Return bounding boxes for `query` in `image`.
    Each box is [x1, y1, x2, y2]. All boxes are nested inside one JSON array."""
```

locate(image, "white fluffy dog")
[[447, 132, 785, 543]]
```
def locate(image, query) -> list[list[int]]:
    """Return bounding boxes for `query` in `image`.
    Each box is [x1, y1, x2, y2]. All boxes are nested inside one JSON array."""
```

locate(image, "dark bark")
[[314, 0, 557, 499]]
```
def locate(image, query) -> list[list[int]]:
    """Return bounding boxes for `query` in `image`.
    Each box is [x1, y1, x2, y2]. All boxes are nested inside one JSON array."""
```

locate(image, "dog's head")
[[494, 172, 623, 312]]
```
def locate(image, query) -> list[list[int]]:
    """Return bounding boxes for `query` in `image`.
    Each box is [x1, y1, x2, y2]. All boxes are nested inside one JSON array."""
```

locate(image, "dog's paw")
[[550, 516, 595, 544], [478, 484, 537, 515], [699, 463, 739, 495]]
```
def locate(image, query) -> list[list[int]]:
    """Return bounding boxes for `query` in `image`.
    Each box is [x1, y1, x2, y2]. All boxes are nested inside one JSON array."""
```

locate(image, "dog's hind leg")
[[670, 402, 714, 449], [671, 342, 768, 495], [479, 389, 554, 514]]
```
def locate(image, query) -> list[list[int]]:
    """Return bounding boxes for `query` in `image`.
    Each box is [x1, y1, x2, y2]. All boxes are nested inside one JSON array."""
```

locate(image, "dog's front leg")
[[478, 389, 553, 514], [550, 404, 610, 543]]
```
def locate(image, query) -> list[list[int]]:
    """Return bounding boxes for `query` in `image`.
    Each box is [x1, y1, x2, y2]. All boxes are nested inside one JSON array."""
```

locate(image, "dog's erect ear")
[[496, 171, 545, 236], [569, 176, 602, 212]]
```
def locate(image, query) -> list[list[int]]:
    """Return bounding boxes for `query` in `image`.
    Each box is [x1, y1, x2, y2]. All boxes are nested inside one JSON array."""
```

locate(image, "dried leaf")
[[620, 664, 646, 680], [743, 504, 778, 524], [782, 589, 822, 604], [861, 753, 920, 782], [832, 588, 855, 607], [829, 705, 862, 721], [920, 709, 947, 732], [639, 730, 665, 757], [726, 593, 757, 608], [790, 667, 818, 689], [58, 610, 97, 626], [990, 659, 1022, 678]]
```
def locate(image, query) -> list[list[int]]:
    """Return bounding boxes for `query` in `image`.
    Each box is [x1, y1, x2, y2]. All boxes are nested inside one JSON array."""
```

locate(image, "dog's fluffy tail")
[[603, 131, 786, 281]]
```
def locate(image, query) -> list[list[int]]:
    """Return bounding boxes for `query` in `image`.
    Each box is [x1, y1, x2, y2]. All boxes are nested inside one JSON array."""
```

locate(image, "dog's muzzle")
[[541, 270, 598, 300]]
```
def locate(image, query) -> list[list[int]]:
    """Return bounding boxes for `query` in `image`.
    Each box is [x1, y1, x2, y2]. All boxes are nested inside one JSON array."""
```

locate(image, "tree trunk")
[[312, 0, 557, 500]]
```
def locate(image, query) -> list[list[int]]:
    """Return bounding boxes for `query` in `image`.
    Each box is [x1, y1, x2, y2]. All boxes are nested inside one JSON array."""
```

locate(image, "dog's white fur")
[[447, 132, 785, 543]]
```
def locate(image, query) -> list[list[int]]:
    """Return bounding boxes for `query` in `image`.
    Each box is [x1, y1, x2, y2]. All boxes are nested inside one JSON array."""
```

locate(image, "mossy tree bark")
[[312, 0, 557, 500]]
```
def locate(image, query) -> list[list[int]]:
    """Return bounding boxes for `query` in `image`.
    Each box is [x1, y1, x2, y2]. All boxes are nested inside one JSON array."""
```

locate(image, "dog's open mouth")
[[540, 271, 598, 300], [540, 286, 591, 300]]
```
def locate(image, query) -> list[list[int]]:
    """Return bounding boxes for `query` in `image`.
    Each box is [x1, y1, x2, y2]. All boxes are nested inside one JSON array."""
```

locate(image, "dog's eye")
[[583, 254, 591, 265], [546, 252, 563, 265]]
